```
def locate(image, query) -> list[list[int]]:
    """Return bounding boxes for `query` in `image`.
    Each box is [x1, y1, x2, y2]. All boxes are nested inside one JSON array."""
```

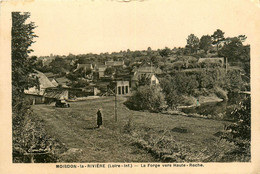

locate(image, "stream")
[[181, 93, 249, 121]]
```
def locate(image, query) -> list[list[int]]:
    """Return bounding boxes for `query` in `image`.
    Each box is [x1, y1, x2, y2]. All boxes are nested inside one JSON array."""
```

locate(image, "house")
[[94, 64, 107, 79], [24, 70, 56, 96], [73, 63, 94, 72], [43, 88, 69, 103], [24, 70, 56, 104], [131, 73, 160, 89], [108, 81, 130, 96], [132, 63, 163, 75], [40, 55, 55, 67], [130, 63, 161, 88], [73, 63, 94, 79], [105, 60, 125, 68]]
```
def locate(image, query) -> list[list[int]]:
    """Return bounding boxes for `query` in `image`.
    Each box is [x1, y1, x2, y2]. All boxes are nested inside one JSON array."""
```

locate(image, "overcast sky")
[[7, 0, 260, 56]]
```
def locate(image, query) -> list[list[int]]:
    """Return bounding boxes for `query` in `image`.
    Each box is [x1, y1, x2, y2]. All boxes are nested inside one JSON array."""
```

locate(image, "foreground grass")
[[32, 96, 236, 162]]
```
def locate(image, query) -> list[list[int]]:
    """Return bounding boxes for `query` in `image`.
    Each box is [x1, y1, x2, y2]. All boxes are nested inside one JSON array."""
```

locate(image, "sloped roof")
[[44, 72, 56, 78], [132, 73, 155, 81], [51, 79, 59, 87], [55, 77, 70, 87], [94, 64, 107, 71], [74, 63, 93, 72], [34, 70, 56, 89], [44, 89, 68, 99], [78, 64, 93, 69]]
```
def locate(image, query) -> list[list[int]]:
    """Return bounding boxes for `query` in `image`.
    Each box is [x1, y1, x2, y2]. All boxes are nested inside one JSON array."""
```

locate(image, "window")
[[125, 86, 128, 94], [118, 86, 121, 95], [122, 86, 125, 95]]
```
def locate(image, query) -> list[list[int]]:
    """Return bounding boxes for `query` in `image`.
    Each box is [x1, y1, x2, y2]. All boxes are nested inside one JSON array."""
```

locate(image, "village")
[[24, 52, 229, 106]]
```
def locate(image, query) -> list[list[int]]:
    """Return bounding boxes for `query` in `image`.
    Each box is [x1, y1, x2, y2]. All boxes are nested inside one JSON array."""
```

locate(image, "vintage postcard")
[[0, 0, 260, 173]]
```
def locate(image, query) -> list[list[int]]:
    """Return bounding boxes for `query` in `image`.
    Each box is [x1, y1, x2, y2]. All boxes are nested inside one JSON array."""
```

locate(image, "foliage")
[[49, 56, 71, 74], [172, 72, 199, 95], [12, 12, 63, 163], [136, 74, 152, 87], [104, 67, 115, 76], [211, 29, 225, 51], [222, 96, 251, 160], [159, 47, 171, 57], [159, 68, 241, 108], [186, 34, 200, 54], [13, 108, 65, 162], [213, 86, 228, 100], [12, 12, 38, 107], [219, 37, 249, 64], [198, 60, 222, 68], [125, 85, 167, 112], [225, 69, 244, 92], [199, 35, 212, 53]]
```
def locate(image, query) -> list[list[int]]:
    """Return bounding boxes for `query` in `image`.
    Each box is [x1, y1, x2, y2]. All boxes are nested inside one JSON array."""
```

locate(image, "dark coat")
[[97, 110, 102, 126]]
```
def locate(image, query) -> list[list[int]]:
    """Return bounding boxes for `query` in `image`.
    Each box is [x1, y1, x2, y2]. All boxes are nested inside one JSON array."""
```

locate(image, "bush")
[[221, 96, 251, 161], [226, 69, 244, 92], [125, 85, 167, 112], [13, 105, 66, 163]]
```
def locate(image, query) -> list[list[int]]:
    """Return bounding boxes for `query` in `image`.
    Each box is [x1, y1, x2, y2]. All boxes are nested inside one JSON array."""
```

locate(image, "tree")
[[137, 74, 152, 87], [211, 29, 225, 51], [219, 36, 248, 62], [12, 12, 38, 109], [199, 35, 212, 53], [186, 34, 200, 54], [125, 85, 167, 112], [159, 47, 171, 57], [104, 67, 115, 76], [49, 56, 70, 74], [147, 47, 152, 56]]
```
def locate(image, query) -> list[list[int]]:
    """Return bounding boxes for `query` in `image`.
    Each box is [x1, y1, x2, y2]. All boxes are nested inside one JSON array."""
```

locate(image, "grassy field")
[[31, 96, 235, 162]]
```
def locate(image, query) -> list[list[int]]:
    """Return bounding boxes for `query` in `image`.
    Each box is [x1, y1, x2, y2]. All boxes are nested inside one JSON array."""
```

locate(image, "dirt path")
[[32, 98, 157, 162]]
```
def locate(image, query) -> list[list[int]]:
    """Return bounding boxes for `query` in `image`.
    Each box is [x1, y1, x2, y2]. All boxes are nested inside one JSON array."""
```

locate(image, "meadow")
[[31, 96, 236, 162]]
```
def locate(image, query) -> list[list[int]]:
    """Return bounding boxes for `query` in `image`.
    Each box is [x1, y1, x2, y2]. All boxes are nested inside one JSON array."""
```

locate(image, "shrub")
[[125, 85, 167, 112], [221, 96, 251, 161], [226, 69, 244, 92], [13, 107, 66, 162]]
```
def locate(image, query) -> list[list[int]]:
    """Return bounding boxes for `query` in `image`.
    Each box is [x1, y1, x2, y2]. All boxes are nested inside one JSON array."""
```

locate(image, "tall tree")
[[211, 29, 225, 51], [199, 35, 212, 53], [12, 12, 38, 108], [186, 34, 200, 54], [219, 36, 247, 62]]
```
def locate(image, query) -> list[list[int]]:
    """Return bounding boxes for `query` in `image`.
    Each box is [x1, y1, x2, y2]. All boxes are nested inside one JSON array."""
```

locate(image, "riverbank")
[[176, 94, 223, 109]]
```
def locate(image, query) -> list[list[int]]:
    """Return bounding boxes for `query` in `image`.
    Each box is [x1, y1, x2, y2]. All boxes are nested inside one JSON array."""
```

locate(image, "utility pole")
[[114, 68, 118, 122], [115, 87, 117, 122]]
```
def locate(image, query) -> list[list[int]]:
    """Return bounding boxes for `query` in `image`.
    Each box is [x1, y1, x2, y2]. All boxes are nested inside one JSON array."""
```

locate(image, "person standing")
[[97, 109, 103, 128]]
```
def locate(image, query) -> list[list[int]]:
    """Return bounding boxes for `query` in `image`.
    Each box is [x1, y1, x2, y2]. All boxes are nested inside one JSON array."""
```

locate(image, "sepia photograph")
[[1, 0, 260, 173]]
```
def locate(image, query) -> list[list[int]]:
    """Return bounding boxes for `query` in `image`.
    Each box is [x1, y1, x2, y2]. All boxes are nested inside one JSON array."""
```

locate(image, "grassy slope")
[[32, 96, 231, 162]]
